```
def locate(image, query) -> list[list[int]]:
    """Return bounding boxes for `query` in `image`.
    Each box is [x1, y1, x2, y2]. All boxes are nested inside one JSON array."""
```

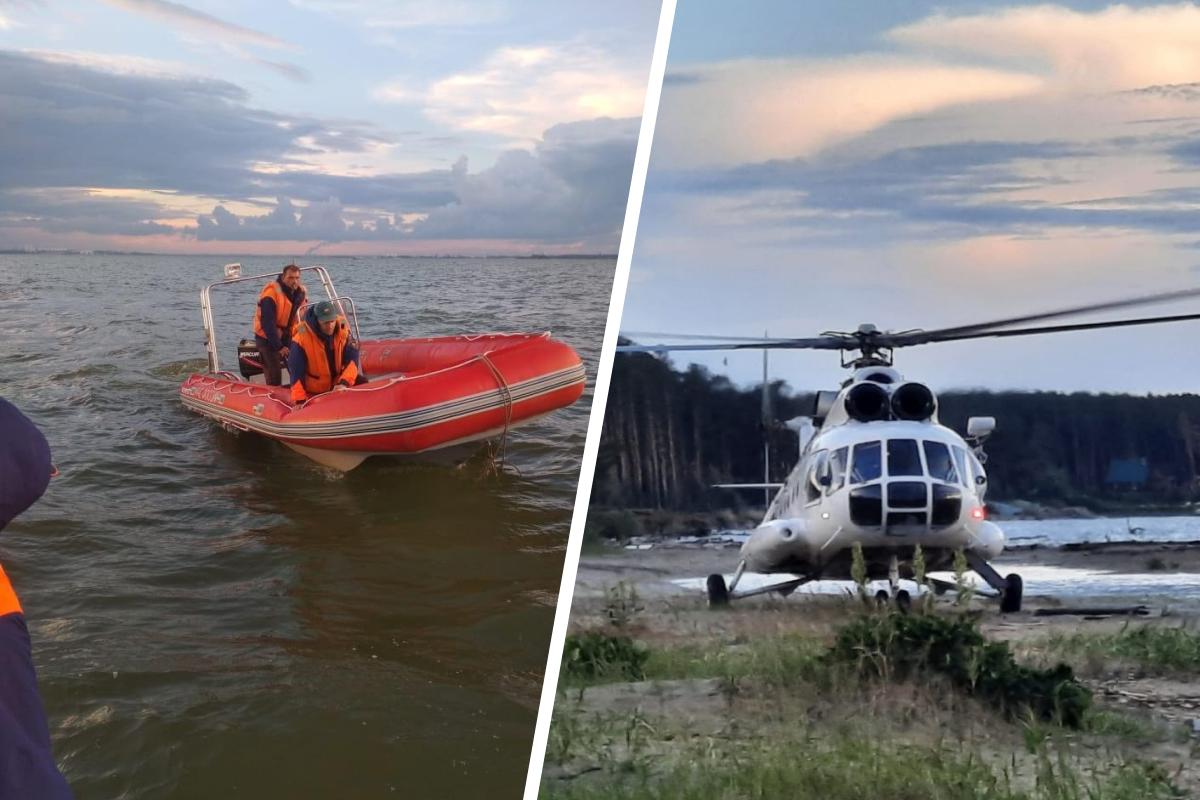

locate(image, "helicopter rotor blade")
[[884, 286, 1200, 347], [622, 331, 799, 343], [923, 311, 1200, 344], [617, 335, 848, 353]]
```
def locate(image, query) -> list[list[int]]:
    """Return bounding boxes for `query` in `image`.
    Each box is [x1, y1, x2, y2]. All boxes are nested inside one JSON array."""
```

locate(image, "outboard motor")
[[844, 382, 890, 421], [891, 382, 936, 421], [237, 339, 264, 379]]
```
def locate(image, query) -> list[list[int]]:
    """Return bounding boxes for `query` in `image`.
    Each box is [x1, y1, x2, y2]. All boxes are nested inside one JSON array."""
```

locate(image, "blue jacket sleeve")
[[259, 297, 280, 349], [0, 400, 72, 798], [343, 341, 360, 370], [287, 342, 306, 386], [0, 611, 73, 799]]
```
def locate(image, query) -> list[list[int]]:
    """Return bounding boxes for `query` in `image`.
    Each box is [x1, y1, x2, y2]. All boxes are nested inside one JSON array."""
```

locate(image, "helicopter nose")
[[848, 480, 963, 529]]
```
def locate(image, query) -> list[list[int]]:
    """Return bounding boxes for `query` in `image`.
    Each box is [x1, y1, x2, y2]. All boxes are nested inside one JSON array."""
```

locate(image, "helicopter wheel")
[[706, 574, 730, 608], [999, 573, 1023, 614], [894, 589, 912, 613], [874, 589, 890, 606]]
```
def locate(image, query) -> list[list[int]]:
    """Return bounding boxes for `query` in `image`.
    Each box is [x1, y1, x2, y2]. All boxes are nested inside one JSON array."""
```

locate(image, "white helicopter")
[[618, 289, 1200, 612]]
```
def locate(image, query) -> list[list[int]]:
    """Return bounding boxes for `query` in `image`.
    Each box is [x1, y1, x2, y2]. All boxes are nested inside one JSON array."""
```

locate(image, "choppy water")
[[0, 254, 611, 799]]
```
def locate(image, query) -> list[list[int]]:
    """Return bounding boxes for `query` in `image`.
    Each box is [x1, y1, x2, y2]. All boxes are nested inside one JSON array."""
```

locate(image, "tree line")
[[592, 350, 1200, 510]]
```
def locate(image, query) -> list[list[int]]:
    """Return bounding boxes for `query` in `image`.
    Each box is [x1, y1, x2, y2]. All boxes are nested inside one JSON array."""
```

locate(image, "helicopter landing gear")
[[1000, 573, 1023, 614], [874, 589, 890, 606], [966, 552, 1023, 613], [706, 574, 730, 608], [706, 562, 813, 608], [883, 554, 912, 612], [706, 561, 748, 607]]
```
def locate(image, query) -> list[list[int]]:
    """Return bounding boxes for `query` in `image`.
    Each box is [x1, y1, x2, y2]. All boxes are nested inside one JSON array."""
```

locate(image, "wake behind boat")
[[180, 265, 586, 470]]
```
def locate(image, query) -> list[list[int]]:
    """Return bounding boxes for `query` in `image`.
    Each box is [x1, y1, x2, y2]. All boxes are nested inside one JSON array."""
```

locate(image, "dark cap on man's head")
[[314, 301, 338, 323]]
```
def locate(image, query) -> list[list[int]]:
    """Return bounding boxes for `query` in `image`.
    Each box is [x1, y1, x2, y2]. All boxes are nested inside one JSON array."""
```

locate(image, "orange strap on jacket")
[[0, 563, 23, 617]]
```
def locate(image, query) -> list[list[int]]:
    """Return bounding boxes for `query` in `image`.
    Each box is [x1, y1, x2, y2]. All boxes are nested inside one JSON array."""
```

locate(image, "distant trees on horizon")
[[593, 351, 1200, 511]]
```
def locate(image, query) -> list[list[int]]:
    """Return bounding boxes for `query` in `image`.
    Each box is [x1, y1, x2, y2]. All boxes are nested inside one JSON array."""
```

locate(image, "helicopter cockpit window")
[[828, 447, 848, 493], [952, 446, 971, 488], [923, 441, 958, 483], [887, 439, 923, 477], [849, 441, 881, 484], [805, 450, 828, 503], [968, 452, 987, 489]]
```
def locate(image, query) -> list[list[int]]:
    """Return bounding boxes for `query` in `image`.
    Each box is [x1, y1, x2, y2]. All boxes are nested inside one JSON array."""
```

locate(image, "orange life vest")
[[0, 563, 22, 617], [291, 317, 359, 400], [253, 280, 302, 342]]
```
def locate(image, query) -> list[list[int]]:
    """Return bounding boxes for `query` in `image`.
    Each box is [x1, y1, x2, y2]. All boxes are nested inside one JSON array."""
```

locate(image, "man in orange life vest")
[[253, 264, 306, 386], [0, 399, 73, 799], [288, 301, 367, 405]]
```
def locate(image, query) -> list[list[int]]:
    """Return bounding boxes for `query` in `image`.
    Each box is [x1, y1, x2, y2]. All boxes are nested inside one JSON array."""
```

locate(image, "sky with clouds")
[[625, 1, 1200, 394], [0, 0, 659, 254]]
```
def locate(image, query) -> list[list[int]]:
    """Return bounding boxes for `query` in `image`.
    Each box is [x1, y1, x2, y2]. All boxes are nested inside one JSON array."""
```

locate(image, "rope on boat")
[[475, 352, 518, 478]]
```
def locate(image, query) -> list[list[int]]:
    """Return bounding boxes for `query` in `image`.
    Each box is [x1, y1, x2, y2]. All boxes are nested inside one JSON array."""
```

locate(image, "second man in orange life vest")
[[253, 264, 306, 386], [288, 301, 367, 405]]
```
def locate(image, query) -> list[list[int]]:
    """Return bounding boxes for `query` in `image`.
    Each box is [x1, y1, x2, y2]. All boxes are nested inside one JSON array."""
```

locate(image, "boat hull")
[[180, 333, 585, 469]]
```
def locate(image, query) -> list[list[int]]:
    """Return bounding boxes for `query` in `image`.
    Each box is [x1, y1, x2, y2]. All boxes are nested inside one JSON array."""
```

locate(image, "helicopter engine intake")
[[844, 382, 890, 422], [890, 382, 936, 421]]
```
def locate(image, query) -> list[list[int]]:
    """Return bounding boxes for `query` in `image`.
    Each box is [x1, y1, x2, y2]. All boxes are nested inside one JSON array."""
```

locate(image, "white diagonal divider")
[[522, 0, 680, 796]]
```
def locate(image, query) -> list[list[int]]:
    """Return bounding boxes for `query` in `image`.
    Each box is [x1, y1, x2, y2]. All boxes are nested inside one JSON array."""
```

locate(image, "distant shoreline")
[[0, 250, 617, 259]]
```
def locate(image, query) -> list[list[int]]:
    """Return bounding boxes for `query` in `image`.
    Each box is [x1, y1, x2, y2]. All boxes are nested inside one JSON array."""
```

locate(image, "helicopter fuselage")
[[739, 414, 1005, 581]]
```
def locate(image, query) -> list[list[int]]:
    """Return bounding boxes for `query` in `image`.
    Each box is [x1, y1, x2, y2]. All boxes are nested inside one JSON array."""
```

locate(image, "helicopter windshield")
[[887, 439, 922, 477], [952, 446, 970, 488], [829, 446, 848, 492], [848, 439, 976, 486], [849, 441, 881, 483], [923, 441, 959, 483]]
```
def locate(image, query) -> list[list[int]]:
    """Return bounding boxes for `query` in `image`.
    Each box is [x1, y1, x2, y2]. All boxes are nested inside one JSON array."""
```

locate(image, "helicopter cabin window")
[[828, 447, 849, 493], [805, 450, 829, 503], [952, 446, 971, 488], [923, 441, 958, 483], [887, 439, 923, 477], [849, 441, 881, 484], [968, 452, 987, 487]]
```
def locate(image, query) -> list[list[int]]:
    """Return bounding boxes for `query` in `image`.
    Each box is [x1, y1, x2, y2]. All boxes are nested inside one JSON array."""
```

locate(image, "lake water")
[[669, 515, 1200, 604], [0, 253, 611, 799]]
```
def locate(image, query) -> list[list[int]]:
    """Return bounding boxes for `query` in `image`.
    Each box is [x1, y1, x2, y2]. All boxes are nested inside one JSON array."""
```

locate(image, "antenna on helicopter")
[[761, 338, 770, 509]]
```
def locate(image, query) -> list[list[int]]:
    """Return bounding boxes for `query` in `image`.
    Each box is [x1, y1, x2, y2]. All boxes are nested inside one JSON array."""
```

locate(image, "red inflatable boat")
[[180, 266, 586, 470]]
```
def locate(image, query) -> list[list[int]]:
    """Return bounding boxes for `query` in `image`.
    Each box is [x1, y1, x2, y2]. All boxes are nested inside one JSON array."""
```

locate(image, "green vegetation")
[[1043, 624, 1200, 675], [543, 735, 1183, 800], [564, 605, 1091, 728], [831, 613, 1092, 727], [641, 635, 824, 687], [562, 632, 648, 683], [594, 350, 1200, 509]]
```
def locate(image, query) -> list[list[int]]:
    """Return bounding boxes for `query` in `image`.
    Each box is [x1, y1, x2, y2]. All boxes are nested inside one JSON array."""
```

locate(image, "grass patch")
[[642, 635, 825, 687], [830, 613, 1092, 727], [562, 632, 648, 683], [1082, 708, 1163, 741], [541, 736, 1184, 800], [1044, 624, 1200, 675]]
